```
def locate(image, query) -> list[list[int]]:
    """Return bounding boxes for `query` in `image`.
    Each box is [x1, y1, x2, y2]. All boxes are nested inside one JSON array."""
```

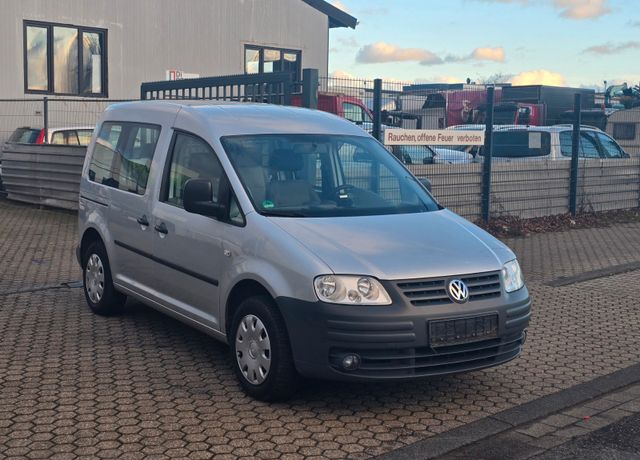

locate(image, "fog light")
[[342, 354, 361, 371]]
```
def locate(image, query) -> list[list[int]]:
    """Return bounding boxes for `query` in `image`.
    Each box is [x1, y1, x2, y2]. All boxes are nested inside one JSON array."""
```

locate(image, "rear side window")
[[88, 121, 160, 195], [9, 128, 40, 143], [490, 131, 551, 157]]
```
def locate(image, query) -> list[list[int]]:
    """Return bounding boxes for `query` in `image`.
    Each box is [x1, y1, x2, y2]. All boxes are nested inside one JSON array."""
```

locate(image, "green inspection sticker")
[[262, 200, 275, 209]]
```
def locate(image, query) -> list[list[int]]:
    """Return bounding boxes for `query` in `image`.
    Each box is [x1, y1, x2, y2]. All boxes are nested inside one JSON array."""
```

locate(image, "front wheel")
[[82, 241, 126, 316], [230, 296, 299, 401]]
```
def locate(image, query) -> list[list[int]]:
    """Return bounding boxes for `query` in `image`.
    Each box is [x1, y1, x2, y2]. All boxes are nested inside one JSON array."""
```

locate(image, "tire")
[[82, 240, 126, 316], [230, 295, 299, 401]]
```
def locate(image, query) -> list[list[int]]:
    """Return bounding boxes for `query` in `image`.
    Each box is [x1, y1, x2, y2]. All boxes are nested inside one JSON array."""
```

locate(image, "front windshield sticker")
[[262, 200, 275, 209]]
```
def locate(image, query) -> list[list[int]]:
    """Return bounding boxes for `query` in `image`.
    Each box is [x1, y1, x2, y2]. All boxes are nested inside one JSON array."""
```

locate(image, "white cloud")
[[553, 0, 610, 19], [356, 43, 505, 66], [584, 41, 640, 54], [510, 70, 566, 86], [473, 0, 611, 19], [470, 47, 506, 62], [356, 42, 443, 65]]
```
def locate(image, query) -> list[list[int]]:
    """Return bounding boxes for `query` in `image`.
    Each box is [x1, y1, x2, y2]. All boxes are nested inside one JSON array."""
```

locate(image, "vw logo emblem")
[[448, 279, 469, 303]]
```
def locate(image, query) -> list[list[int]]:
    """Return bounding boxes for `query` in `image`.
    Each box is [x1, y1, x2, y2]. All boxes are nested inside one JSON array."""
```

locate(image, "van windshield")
[[221, 134, 439, 217]]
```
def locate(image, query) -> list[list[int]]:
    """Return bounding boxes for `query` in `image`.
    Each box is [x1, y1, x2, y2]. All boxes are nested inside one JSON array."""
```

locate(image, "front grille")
[[396, 271, 502, 306], [329, 333, 523, 378]]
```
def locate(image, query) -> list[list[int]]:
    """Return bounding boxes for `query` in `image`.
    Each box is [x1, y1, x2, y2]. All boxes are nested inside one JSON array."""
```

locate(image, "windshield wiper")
[[261, 210, 307, 217]]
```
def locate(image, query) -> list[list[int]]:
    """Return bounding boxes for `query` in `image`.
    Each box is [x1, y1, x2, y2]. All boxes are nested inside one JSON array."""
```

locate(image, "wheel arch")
[[225, 279, 276, 337], [80, 227, 104, 262]]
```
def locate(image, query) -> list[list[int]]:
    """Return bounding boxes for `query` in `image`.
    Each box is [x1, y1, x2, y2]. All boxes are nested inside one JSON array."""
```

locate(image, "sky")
[[328, 0, 640, 89]]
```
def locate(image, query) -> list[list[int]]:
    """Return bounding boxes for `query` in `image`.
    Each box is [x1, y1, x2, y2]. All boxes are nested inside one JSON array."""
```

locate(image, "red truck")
[[291, 92, 374, 126]]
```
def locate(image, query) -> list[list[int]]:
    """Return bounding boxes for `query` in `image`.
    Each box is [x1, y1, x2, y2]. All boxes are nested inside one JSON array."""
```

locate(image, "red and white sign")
[[165, 70, 200, 81]]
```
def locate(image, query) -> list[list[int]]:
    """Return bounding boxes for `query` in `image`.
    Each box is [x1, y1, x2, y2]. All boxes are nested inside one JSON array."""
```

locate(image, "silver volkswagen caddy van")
[[78, 101, 531, 401]]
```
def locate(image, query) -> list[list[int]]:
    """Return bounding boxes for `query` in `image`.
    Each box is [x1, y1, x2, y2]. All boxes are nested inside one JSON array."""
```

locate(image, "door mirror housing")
[[183, 179, 227, 219]]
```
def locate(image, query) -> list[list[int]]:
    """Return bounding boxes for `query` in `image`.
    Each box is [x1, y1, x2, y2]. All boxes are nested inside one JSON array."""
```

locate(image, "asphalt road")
[[532, 413, 640, 460]]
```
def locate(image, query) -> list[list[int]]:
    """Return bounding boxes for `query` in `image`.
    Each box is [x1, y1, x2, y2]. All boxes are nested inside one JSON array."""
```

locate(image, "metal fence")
[[0, 98, 134, 145], [1, 70, 639, 221], [317, 75, 640, 221]]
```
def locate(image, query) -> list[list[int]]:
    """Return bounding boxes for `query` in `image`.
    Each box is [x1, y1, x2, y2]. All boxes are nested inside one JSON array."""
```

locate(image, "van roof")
[[103, 101, 368, 137]]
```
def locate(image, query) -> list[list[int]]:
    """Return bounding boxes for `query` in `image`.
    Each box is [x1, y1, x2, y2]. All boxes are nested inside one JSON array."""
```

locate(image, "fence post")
[[282, 73, 293, 106], [372, 78, 382, 141], [481, 87, 495, 223], [302, 68, 318, 109], [569, 93, 581, 216], [42, 97, 49, 144]]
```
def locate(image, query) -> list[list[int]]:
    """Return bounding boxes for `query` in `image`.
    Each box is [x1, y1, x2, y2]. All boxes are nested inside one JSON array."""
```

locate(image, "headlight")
[[314, 275, 392, 305], [503, 259, 525, 293]]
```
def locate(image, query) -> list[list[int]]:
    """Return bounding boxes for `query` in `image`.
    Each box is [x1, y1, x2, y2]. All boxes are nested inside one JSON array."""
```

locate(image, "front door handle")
[[136, 215, 149, 226], [154, 222, 168, 235]]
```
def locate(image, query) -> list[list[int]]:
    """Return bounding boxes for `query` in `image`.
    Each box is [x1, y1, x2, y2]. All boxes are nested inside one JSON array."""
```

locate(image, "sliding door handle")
[[154, 222, 168, 235]]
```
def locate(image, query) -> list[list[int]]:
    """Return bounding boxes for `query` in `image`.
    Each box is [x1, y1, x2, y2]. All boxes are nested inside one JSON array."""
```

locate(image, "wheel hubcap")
[[235, 314, 271, 385], [85, 253, 105, 304]]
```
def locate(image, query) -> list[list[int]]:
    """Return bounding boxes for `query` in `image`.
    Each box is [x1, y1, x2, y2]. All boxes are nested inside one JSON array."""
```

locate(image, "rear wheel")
[[82, 240, 126, 316], [230, 296, 299, 401]]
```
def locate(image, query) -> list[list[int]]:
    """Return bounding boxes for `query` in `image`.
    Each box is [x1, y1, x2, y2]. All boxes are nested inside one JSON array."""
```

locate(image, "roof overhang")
[[301, 0, 358, 29]]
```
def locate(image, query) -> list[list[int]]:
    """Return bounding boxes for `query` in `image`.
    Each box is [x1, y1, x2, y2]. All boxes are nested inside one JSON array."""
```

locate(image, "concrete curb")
[[546, 261, 640, 287], [376, 363, 640, 460]]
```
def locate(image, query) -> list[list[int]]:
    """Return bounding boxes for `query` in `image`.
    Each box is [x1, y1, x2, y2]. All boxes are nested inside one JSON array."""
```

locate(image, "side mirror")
[[419, 177, 432, 192], [183, 179, 226, 219]]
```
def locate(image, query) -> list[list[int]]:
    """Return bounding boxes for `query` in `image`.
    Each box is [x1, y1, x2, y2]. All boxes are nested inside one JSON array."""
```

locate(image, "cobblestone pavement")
[[1, 199, 640, 459]]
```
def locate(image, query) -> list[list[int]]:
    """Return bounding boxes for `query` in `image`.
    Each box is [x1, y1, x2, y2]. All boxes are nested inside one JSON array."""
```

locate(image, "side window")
[[88, 122, 160, 195], [164, 132, 223, 208], [612, 123, 636, 140], [559, 131, 573, 157], [77, 129, 93, 146], [50, 131, 66, 145], [596, 132, 626, 158], [343, 102, 364, 124], [51, 130, 80, 145], [579, 133, 600, 158], [492, 131, 550, 157]]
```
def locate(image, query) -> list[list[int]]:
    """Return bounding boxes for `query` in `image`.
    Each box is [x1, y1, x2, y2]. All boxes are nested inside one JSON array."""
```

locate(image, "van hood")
[[269, 210, 515, 280]]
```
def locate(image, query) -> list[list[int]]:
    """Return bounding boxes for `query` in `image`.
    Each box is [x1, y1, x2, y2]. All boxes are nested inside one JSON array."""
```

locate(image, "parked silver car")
[[77, 102, 531, 401]]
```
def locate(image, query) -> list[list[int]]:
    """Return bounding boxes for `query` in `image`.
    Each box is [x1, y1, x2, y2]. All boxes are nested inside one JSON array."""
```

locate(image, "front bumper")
[[277, 285, 531, 381]]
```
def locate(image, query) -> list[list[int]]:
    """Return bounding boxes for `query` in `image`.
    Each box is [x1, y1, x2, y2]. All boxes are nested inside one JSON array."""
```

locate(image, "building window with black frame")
[[245, 46, 301, 82], [24, 21, 107, 97]]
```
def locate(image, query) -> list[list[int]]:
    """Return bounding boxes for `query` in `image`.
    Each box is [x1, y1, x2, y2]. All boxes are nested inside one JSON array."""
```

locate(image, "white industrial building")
[[0, 0, 357, 99]]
